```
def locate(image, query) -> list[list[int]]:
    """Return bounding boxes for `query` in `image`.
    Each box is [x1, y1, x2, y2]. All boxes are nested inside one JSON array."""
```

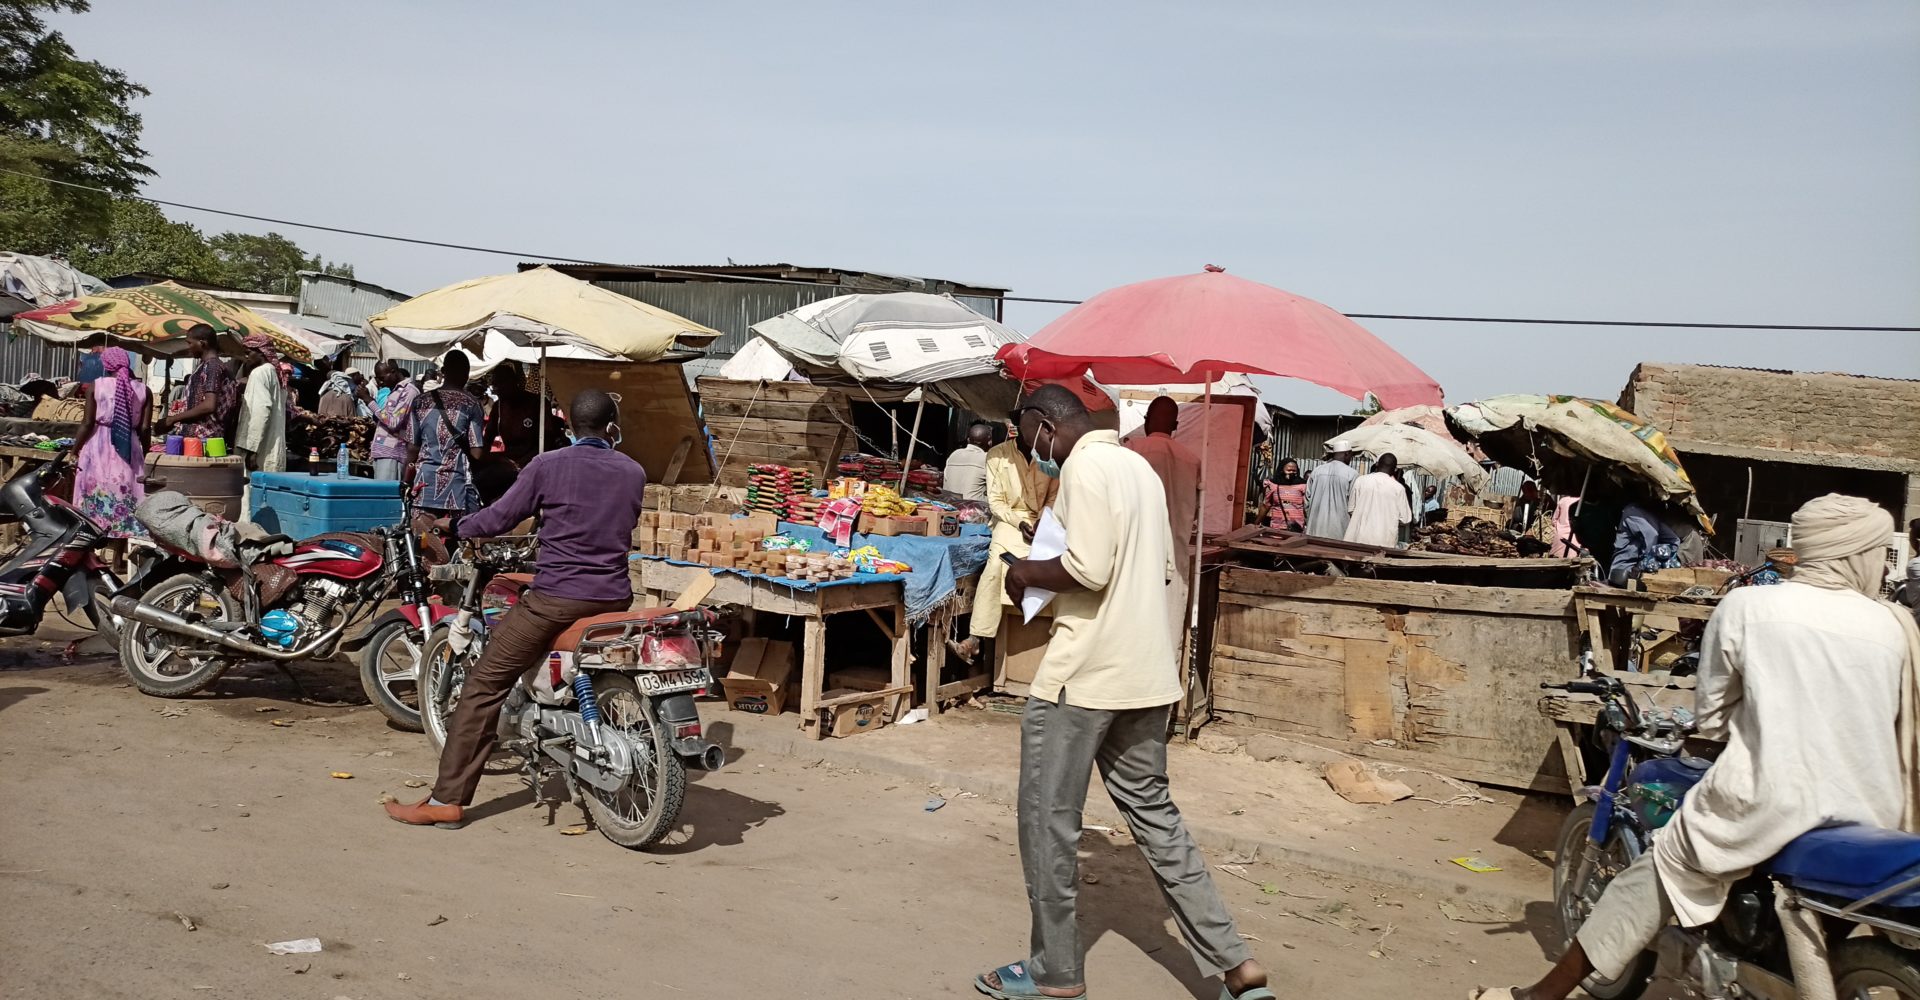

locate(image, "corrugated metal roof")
[[295, 272, 409, 325]]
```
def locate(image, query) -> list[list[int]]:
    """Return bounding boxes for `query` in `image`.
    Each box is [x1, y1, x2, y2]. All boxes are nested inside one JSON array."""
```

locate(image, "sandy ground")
[[0, 627, 1672, 1000]]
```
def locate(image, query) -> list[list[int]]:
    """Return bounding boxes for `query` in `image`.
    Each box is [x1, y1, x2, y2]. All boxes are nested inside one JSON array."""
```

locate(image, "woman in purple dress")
[[72, 347, 151, 537]]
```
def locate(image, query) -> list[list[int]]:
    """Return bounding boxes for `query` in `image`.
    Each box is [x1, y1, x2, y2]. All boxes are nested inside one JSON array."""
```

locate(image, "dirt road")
[[1, 635, 1596, 1000]]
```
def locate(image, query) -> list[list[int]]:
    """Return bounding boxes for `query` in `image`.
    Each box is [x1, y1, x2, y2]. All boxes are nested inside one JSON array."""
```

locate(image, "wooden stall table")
[[631, 556, 913, 740], [0, 444, 65, 553], [920, 575, 983, 719], [1572, 585, 1720, 673]]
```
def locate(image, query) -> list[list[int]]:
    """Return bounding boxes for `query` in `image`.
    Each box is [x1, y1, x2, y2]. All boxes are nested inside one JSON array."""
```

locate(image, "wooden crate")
[[1638, 567, 1734, 596], [697, 377, 853, 490], [1209, 566, 1579, 792]]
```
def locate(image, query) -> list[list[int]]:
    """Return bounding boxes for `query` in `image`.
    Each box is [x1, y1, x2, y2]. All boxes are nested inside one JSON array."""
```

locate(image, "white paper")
[[1021, 507, 1067, 624]]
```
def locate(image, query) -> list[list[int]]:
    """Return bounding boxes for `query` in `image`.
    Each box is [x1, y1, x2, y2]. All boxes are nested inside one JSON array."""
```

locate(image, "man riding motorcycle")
[[384, 389, 647, 830], [1476, 493, 1920, 999]]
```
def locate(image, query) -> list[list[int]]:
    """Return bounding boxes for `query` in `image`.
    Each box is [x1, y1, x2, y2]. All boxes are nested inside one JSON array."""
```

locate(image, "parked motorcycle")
[[338, 506, 479, 732], [0, 450, 120, 639], [1548, 673, 1920, 999], [111, 492, 443, 698], [421, 537, 726, 849]]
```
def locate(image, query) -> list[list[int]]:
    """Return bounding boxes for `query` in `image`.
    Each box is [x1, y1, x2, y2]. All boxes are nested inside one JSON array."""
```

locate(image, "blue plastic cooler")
[[249, 472, 404, 538]]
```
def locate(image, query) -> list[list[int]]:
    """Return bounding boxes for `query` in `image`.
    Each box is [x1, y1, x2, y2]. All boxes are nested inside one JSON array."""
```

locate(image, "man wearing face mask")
[[385, 390, 648, 829], [974, 385, 1272, 1000]]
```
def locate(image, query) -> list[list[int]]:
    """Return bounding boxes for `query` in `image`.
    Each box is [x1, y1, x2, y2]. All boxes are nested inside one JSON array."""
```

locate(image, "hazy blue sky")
[[62, 1, 1920, 410]]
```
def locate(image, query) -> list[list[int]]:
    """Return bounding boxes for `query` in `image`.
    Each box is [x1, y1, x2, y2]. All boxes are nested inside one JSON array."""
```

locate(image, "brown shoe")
[[384, 796, 465, 829]]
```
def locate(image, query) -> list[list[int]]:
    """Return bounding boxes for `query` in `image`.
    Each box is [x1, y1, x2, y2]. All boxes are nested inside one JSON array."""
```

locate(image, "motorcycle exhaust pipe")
[[109, 597, 345, 662], [698, 744, 726, 772]]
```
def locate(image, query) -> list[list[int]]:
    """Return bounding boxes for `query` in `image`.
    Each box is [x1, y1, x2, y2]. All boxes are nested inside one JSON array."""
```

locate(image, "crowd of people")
[[65, 332, 561, 539]]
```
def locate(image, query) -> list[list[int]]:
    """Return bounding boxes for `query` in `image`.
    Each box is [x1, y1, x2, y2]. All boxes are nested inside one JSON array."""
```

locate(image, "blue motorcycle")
[[1546, 674, 1920, 999]]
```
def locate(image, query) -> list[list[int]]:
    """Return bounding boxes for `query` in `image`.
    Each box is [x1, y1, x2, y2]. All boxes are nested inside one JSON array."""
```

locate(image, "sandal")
[[946, 638, 978, 667], [974, 962, 1085, 1000]]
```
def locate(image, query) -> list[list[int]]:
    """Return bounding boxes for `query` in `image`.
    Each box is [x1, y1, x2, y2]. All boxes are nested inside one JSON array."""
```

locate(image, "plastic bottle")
[[336, 444, 349, 477], [308, 446, 321, 475]]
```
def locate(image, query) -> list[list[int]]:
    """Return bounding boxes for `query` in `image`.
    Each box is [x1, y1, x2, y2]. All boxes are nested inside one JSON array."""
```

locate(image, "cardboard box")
[[859, 514, 931, 537], [720, 638, 795, 715], [819, 688, 892, 738]]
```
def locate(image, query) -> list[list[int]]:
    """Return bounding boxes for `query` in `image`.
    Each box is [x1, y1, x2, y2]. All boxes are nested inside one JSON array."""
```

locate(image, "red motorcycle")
[[111, 490, 442, 698]]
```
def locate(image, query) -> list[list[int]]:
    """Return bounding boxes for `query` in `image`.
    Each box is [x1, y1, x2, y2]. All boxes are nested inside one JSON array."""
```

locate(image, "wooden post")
[[801, 617, 826, 740], [890, 600, 910, 720]]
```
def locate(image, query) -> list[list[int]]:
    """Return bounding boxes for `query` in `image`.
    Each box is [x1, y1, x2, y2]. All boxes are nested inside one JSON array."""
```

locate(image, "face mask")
[[1030, 423, 1061, 479], [607, 425, 623, 446]]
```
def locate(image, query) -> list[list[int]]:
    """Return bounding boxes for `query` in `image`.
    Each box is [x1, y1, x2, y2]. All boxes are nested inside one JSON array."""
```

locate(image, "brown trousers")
[[432, 588, 628, 805]]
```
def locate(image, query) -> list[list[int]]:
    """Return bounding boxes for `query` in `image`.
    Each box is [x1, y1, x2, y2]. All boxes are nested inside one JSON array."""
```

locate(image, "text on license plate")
[[637, 668, 711, 695]]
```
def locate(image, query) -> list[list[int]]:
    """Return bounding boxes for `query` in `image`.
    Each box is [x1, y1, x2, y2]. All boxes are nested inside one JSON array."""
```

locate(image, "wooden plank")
[[801, 618, 827, 740], [1210, 711, 1570, 793], [889, 602, 910, 705], [1342, 639, 1393, 742], [1554, 723, 1587, 800], [697, 377, 844, 404], [936, 674, 991, 702], [660, 435, 692, 487], [700, 396, 851, 422], [1218, 566, 1574, 618]]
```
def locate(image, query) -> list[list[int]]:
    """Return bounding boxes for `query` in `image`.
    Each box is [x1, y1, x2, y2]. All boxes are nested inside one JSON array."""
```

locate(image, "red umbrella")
[[997, 266, 1441, 409]]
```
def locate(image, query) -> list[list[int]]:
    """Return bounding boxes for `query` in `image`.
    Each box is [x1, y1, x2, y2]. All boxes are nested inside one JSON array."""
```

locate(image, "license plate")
[[636, 668, 711, 695]]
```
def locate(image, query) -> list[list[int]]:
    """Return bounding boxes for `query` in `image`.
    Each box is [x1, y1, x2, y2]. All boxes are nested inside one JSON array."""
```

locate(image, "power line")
[[8, 167, 1917, 333]]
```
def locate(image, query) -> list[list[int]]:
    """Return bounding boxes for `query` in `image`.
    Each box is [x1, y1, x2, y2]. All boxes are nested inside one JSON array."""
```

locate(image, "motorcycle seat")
[[552, 608, 684, 652], [1767, 825, 1920, 905]]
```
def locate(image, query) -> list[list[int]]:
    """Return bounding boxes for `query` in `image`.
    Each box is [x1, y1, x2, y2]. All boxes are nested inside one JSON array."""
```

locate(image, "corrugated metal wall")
[[0, 328, 80, 384], [296, 273, 406, 327]]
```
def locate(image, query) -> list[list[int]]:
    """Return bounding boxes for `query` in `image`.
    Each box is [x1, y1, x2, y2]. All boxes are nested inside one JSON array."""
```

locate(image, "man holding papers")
[[972, 385, 1272, 1000]]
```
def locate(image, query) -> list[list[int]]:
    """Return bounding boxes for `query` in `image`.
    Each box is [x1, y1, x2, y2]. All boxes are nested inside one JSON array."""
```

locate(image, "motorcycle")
[[421, 537, 726, 850], [0, 450, 121, 640], [1547, 673, 1920, 999], [337, 504, 488, 732], [111, 491, 443, 698]]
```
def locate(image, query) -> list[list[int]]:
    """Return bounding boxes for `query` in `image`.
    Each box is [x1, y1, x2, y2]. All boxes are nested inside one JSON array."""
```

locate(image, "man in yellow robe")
[[949, 421, 1057, 664]]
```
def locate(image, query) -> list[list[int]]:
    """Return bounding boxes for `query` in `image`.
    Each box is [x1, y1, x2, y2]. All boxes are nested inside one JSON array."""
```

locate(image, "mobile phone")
[[999, 552, 1018, 567]]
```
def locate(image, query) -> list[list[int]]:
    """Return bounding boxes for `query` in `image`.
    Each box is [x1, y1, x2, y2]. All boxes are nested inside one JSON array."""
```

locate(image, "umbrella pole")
[[1181, 378, 1212, 736], [898, 396, 925, 492], [538, 346, 547, 454]]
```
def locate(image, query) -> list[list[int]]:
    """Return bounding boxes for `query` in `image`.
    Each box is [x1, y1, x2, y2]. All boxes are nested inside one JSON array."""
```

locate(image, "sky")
[[57, 1, 1920, 411]]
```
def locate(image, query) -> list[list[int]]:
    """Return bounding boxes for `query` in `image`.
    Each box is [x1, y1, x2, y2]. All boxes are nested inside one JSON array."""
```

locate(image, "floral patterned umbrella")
[[11, 281, 313, 363]]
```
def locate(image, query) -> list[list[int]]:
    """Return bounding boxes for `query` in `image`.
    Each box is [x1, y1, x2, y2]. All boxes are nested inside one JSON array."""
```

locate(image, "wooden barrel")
[[145, 454, 245, 520]]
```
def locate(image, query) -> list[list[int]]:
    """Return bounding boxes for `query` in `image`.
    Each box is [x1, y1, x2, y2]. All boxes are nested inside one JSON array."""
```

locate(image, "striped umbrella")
[[13, 281, 314, 363]]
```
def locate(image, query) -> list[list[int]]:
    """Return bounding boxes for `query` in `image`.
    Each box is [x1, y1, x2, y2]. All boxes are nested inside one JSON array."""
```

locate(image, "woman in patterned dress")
[[1258, 457, 1308, 531], [407, 350, 487, 524], [72, 347, 150, 537]]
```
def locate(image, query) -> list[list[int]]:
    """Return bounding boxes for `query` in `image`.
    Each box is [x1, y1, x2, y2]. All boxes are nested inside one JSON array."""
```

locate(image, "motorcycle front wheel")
[[420, 629, 469, 754], [582, 673, 686, 851], [118, 573, 236, 698], [1552, 802, 1656, 1000], [359, 619, 426, 733]]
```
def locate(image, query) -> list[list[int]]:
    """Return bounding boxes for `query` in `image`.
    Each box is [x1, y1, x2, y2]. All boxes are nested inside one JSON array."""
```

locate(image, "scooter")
[[1547, 673, 1920, 999]]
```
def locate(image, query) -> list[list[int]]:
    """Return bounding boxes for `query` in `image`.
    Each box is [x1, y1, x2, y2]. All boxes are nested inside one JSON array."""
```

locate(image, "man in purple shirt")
[[386, 390, 646, 829]]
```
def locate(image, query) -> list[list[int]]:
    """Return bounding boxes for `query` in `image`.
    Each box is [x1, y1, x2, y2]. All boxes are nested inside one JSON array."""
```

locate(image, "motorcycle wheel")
[[358, 619, 426, 733], [420, 628, 468, 754], [1833, 937, 1920, 999], [1552, 802, 1656, 1000], [118, 573, 236, 698], [581, 673, 686, 851]]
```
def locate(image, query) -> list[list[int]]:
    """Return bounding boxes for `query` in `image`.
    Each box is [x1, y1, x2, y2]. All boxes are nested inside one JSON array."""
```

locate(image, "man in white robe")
[[1303, 440, 1358, 539], [1342, 452, 1411, 548], [233, 336, 288, 474], [1475, 493, 1920, 1000]]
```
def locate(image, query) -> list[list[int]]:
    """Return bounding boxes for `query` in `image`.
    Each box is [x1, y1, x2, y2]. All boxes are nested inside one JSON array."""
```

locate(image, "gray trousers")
[[1018, 695, 1250, 988]]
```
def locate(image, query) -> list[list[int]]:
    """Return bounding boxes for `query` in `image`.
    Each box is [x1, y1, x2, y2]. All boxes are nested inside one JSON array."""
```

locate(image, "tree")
[[65, 197, 221, 283], [206, 231, 352, 295], [0, 1, 152, 251]]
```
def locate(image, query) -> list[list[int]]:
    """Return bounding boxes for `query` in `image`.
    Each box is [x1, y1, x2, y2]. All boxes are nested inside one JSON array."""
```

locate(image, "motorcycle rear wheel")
[[118, 573, 236, 698], [1552, 802, 1656, 1000], [359, 618, 426, 733], [582, 673, 686, 851], [1833, 937, 1920, 999]]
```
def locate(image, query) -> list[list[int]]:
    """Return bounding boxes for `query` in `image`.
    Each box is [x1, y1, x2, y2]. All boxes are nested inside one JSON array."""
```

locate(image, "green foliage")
[[66, 196, 220, 282], [0, 0, 153, 250], [206, 230, 353, 295]]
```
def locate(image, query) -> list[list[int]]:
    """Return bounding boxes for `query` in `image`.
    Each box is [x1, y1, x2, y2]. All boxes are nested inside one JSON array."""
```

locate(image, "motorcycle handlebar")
[[1540, 680, 1608, 695]]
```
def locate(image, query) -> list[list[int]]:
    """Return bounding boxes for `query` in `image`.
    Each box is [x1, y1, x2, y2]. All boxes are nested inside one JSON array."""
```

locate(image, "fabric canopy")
[[1338, 422, 1490, 491], [365, 266, 719, 363], [751, 292, 1023, 385], [997, 267, 1442, 409], [0, 252, 105, 319], [1447, 394, 1709, 530], [14, 281, 313, 363]]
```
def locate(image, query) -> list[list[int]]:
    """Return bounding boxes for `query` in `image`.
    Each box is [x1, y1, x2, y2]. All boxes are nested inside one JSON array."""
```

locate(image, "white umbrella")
[[1339, 422, 1490, 490]]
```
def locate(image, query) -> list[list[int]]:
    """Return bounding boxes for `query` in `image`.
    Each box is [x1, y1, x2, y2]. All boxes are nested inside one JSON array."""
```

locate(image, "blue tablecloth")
[[631, 520, 991, 624]]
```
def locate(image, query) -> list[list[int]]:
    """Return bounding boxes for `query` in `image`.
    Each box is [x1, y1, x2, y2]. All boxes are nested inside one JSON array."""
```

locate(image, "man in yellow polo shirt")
[[971, 385, 1271, 1000]]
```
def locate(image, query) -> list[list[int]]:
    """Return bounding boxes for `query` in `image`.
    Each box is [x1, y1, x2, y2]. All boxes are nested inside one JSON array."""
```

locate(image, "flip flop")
[[974, 962, 1085, 1000], [1220, 987, 1276, 1000]]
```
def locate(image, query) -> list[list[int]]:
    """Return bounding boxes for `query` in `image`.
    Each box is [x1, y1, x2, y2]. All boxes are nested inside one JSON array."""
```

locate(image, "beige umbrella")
[[1340, 422, 1491, 490]]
